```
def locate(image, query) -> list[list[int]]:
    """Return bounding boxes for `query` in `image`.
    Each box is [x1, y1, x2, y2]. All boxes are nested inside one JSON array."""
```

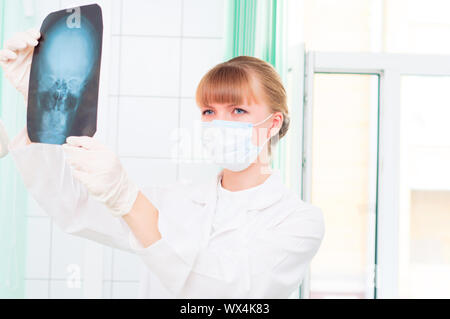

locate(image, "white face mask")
[[200, 113, 274, 172]]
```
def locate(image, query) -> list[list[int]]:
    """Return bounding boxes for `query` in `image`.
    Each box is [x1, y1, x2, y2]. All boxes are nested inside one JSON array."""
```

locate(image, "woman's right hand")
[[0, 29, 41, 101], [63, 136, 141, 217]]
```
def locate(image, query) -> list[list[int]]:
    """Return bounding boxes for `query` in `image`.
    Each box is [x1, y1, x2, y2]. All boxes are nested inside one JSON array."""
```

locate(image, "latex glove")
[[62, 136, 140, 217], [0, 29, 40, 100]]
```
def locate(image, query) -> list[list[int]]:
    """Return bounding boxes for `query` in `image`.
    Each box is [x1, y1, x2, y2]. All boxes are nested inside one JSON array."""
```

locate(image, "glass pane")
[[309, 74, 379, 299], [384, 0, 450, 54], [398, 76, 450, 298], [300, 0, 450, 55], [302, 0, 373, 52]]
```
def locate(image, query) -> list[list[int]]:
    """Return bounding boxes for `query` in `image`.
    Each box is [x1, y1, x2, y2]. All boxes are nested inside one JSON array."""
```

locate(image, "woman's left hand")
[[62, 136, 140, 217]]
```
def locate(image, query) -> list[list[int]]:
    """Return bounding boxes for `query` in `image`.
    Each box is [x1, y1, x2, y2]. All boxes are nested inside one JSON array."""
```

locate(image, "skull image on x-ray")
[[27, 4, 103, 145]]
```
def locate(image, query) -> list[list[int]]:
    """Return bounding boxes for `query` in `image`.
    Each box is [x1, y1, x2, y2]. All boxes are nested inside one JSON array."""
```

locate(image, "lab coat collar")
[[189, 168, 285, 211]]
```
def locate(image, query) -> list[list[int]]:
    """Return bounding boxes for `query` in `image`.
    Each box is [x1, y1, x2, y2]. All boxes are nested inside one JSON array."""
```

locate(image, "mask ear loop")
[[251, 113, 274, 127], [251, 113, 275, 149]]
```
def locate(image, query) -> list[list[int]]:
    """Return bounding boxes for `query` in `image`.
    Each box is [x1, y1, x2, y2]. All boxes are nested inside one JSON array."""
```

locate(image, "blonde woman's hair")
[[195, 56, 290, 155]]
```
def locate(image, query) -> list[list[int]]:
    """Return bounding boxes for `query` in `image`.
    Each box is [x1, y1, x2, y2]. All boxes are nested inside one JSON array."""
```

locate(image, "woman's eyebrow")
[[203, 103, 245, 109]]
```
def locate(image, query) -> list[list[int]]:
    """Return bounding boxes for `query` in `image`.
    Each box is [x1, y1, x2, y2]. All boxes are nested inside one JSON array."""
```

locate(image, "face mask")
[[200, 113, 274, 172]]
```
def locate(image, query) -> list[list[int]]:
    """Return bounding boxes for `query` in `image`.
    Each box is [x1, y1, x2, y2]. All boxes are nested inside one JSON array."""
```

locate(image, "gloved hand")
[[0, 29, 40, 100], [62, 136, 140, 217]]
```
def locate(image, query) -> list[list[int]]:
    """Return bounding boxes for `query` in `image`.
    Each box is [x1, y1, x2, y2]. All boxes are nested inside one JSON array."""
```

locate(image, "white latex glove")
[[62, 136, 140, 217], [0, 29, 40, 100]]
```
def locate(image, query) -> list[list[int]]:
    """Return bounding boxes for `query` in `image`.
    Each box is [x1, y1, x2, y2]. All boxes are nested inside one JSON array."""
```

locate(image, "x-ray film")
[[27, 4, 103, 144]]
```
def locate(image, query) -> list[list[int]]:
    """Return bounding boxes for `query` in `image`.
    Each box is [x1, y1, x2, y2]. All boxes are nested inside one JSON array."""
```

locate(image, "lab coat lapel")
[[188, 169, 285, 209], [188, 170, 224, 247]]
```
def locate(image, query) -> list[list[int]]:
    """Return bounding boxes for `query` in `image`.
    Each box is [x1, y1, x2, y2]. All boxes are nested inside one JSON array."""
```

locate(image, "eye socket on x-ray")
[[27, 4, 103, 145]]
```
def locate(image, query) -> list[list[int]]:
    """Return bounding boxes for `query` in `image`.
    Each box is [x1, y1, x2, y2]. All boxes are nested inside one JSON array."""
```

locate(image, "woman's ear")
[[269, 112, 283, 138]]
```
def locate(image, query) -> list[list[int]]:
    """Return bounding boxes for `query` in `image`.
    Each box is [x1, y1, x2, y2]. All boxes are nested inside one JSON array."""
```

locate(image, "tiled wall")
[[24, 0, 225, 298]]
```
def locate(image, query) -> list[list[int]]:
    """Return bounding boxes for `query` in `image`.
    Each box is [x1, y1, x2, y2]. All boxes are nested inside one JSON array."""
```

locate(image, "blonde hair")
[[195, 56, 290, 155]]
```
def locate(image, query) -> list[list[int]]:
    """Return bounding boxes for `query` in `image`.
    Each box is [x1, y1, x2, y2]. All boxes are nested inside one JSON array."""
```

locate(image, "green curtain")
[[224, 0, 287, 174], [0, 0, 36, 298]]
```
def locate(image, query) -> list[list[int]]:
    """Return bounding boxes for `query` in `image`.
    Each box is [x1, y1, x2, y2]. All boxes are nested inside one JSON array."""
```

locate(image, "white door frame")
[[286, 44, 307, 298], [301, 51, 450, 298]]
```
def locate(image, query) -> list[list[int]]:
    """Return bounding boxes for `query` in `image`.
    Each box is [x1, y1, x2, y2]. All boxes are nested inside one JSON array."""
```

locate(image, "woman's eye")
[[234, 108, 247, 114], [202, 110, 214, 115]]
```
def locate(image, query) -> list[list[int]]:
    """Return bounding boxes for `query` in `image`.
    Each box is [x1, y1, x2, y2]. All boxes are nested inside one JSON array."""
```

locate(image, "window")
[[398, 76, 450, 298], [293, 51, 450, 298]]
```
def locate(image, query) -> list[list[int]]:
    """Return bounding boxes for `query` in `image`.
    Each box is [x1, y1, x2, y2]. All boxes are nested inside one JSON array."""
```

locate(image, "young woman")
[[0, 29, 324, 298]]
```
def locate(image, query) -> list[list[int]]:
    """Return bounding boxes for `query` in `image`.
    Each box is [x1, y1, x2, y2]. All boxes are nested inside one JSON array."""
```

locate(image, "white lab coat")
[[8, 127, 325, 299]]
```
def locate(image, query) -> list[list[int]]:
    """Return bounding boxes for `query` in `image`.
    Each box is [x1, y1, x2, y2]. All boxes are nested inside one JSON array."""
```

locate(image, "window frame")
[[299, 51, 450, 298]]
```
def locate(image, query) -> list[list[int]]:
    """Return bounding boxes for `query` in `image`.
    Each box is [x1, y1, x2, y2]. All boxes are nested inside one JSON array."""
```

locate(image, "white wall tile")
[[104, 97, 120, 150], [117, 97, 180, 158], [119, 37, 181, 97], [183, 0, 225, 38], [35, 0, 61, 26], [121, 0, 182, 36], [121, 158, 178, 190], [180, 98, 201, 128], [108, 37, 121, 95], [178, 98, 207, 162], [112, 249, 142, 281], [50, 280, 84, 299], [25, 280, 49, 299], [110, 0, 122, 35], [51, 225, 86, 280], [112, 281, 139, 299], [26, 217, 51, 279], [181, 38, 225, 97]]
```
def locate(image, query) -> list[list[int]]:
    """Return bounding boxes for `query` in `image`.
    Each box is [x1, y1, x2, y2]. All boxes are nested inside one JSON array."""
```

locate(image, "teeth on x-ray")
[[27, 4, 103, 145]]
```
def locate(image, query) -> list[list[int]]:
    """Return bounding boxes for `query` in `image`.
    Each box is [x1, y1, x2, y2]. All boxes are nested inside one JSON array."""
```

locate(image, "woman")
[[0, 29, 325, 298]]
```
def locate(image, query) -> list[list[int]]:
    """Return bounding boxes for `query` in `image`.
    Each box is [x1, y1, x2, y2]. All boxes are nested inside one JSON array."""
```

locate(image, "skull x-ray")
[[27, 4, 103, 144]]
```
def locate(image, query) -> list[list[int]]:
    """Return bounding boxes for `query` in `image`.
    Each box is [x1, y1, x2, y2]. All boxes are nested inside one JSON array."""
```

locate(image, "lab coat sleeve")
[[8, 126, 162, 252], [128, 204, 325, 298]]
